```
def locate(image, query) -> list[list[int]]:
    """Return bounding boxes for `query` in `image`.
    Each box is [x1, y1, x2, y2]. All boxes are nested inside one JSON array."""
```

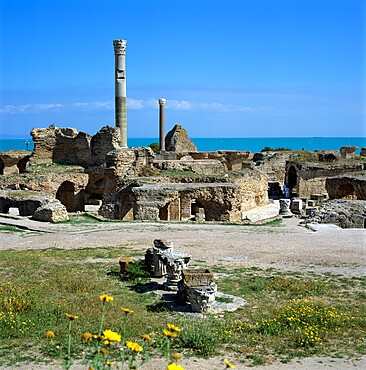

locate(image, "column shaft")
[[159, 99, 166, 152]]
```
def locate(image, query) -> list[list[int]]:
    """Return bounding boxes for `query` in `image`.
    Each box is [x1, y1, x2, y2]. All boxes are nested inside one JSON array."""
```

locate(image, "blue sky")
[[0, 0, 364, 139]]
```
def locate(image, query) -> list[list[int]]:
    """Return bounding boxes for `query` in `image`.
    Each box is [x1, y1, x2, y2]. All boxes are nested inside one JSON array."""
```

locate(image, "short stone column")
[[279, 199, 292, 217], [113, 39, 128, 148], [159, 99, 166, 152], [152, 239, 174, 277], [161, 250, 191, 291]]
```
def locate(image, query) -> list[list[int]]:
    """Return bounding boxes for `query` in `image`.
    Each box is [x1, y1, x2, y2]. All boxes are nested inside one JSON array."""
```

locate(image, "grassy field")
[[0, 240, 365, 368]]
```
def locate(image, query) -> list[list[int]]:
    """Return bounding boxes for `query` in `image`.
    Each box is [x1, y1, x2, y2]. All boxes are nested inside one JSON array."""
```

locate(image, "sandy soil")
[[1, 217, 365, 369]]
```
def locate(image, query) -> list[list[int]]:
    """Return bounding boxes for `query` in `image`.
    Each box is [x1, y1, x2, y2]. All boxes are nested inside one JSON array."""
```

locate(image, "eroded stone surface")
[[165, 125, 197, 152]]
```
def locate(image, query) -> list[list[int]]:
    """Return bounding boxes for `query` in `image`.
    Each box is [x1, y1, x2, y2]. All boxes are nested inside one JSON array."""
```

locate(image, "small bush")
[[124, 260, 150, 282], [148, 143, 160, 153], [179, 318, 220, 357]]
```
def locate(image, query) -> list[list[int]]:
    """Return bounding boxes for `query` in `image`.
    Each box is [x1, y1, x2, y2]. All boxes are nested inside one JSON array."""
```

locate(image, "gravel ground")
[[1, 217, 365, 369]]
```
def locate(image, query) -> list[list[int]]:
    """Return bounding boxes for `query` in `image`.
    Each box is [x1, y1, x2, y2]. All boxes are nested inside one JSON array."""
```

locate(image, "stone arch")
[[287, 166, 298, 190], [339, 182, 356, 200], [17, 156, 30, 173], [56, 181, 76, 212], [159, 203, 169, 221], [0, 158, 4, 175]]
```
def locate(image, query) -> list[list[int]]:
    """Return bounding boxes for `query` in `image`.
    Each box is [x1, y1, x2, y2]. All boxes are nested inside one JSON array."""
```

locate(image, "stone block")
[[340, 146, 359, 159], [307, 200, 316, 207], [181, 268, 214, 287], [290, 198, 303, 214], [361, 147, 366, 157], [279, 199, 292, 217], [32, 200, 69, 222]]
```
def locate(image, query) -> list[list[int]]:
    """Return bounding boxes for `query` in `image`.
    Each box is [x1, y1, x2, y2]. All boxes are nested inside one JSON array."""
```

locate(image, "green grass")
[[0, 225, 26, 233], [0, 247, 364, 367]]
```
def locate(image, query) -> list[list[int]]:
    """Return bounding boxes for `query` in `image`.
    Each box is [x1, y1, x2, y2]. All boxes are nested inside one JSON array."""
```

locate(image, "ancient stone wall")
[[105, 147, 154, 178], [109, 183, 242, 222], [30, 126, 121, 167], [229, 170, 269, 211], [185, 150, 252, 171], [326, 175, 366, 200], [285, 161, 365, 198], [0, 150, 31, 175]]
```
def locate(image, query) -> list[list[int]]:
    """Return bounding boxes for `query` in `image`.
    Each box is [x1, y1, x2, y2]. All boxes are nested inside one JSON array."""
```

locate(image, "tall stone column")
[[159, 98, 166, 152], [113, 39, 128, 148]]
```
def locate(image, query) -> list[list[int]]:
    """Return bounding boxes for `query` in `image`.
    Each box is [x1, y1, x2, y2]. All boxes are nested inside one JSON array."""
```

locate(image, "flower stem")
[[67, 320, 72, 370]]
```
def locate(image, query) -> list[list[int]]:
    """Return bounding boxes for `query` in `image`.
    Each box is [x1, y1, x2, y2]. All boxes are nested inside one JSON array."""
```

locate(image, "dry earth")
[[0, 217, 365, 369]]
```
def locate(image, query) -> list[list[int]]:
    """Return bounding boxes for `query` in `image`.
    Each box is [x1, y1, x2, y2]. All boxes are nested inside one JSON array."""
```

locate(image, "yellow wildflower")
[[65, 313, 78, 320], [126, 341, 143, 352], [167, 364, 185, 370], [100, 348, 108, 356], [121, 306, 134, 313], [45, 331, 55, 338], [82, 332, 93, 343], [167, 324, 181, 332], [225, 359, 235, 368], [163, 329, 177, 338], [172, 352, 182, 361], [142, 334, 152, 342], [103, 330, 121, 342], [99, 294, 114, 302], [106, 362, 114, 366]]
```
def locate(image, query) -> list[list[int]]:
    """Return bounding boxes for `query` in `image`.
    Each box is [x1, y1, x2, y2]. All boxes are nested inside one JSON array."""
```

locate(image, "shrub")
[[148, 143, 160, 153]]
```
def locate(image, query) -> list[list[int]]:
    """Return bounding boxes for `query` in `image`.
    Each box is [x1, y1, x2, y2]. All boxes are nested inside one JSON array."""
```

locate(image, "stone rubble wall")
[[30, 126, 121, 167], [105, 147, 155, 178], [306, 199, 366, 228]]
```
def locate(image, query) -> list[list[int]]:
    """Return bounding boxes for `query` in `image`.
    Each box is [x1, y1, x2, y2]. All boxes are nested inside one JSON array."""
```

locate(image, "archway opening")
[[159, 203, 169, 221], [191, 199, 205, 221], [287, 166, 298, 190], [56, 181, 75, 212], [339, 182, 356, 200], [0, 159, 4, 175], [17, 156, 30, 173]]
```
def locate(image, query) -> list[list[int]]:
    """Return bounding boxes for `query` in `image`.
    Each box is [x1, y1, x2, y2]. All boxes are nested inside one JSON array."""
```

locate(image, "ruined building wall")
[[326, 176, 366, 200], [30, 126, 121, 167], [230, 170, 269, 211], [285, 161, 365, 198]]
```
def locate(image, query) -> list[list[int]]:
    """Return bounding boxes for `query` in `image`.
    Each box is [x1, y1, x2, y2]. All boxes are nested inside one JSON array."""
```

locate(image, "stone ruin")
[[0, 150, 31, 175], [140, 239, 246, 314], [0, 190, 68, 222]]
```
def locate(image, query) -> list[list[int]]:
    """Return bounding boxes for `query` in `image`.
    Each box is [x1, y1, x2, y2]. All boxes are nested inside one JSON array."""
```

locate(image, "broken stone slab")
[[290, 198, 303, 214], [242, 201, 280, 224], [211, 291, 247, 313], [306, 223, 342, 232]]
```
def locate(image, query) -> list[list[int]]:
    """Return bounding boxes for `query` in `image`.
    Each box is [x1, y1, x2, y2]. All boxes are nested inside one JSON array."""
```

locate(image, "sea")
[[1, 137, 365, 153]]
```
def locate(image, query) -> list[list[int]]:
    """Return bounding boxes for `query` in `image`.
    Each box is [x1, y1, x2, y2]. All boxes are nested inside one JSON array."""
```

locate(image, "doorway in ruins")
[[159, 198, 181, 221], [287, 166, 298, 191], [0, 159, 4, 175], [56, 181, 76, 212], [191, 199, 205, 221], [339, 182, 356, 200]]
